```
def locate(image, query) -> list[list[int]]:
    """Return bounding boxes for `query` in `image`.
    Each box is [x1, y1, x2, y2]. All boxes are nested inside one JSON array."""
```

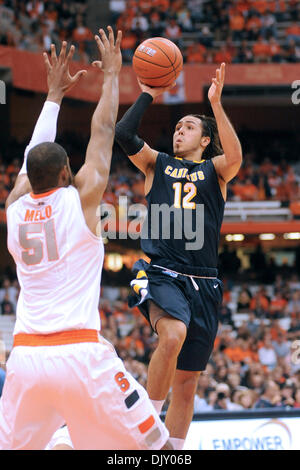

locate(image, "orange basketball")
[[132, 37, 183, 88]]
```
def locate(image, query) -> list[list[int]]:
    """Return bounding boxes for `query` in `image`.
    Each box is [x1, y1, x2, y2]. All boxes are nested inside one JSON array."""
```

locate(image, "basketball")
[[132, 37, 183, 88]]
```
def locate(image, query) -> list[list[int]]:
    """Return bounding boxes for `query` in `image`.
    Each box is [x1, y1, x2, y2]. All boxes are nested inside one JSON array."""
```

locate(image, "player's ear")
[[201, 136, 210, 149], [58, 166, 69, 185]]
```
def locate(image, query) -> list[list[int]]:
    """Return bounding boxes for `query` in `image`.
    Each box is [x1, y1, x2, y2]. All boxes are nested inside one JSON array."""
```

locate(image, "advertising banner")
[[0, 46, 299, 104], [184, 416, 300, 450]]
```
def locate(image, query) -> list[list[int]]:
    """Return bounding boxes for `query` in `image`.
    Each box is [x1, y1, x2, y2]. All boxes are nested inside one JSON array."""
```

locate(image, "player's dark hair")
[[191, 114, 223, 160], [27, 142, 68, 191]]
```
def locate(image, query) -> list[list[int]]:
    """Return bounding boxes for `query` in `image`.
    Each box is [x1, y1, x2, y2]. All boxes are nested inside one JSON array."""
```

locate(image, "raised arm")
[[74, 27, 122, 235], [209, 63, 243, 183], [115, 80, 175, 193], [5, 41, 87, 209]]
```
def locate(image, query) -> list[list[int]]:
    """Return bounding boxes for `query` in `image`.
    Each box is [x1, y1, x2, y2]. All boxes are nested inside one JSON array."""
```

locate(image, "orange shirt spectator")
[[117, 12, 134, 32], [232, 180, 259, 201], [224, 342, 257, 363], [229, 13, 245, 32], [72, 19, 93, 43], [250, 293, 270, 312], [214, 46, 233, 64], [236, 0, 251, 15], [268, 38, 282, 58], [253, 37, 270, 60], [267, 0, 286, 12], [246, 15, 262, 31], [290, 201, 300, 216], [121, 32, 137, 50], [186, 44, 206, 63], [153, 0, 170, 11], [286, 23, 300, 37], [124, 335, 145, 352], [269, 295, 288, 317], [252, 0, 268, 14], [269, 323, 286, 341], [139, 0, 153, 14]]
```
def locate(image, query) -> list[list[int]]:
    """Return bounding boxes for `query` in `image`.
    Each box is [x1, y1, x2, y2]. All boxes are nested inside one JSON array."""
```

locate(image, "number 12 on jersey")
[[19, 220, 59, 266], [172, 182, 197, 209]]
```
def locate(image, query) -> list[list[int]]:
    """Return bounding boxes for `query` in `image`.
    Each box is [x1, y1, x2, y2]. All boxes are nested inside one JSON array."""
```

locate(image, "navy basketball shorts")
[[128, 259, 223, 372]]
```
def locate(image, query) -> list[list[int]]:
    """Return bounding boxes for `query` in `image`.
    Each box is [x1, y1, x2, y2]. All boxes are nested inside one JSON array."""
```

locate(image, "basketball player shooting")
[[0, 27, 172, 450], [115, 62, 243, 449]]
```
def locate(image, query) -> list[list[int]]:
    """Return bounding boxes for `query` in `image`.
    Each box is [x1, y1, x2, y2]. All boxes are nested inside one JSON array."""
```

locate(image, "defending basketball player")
[[0, 28, 172, 450], [115, 62, 243, 449]]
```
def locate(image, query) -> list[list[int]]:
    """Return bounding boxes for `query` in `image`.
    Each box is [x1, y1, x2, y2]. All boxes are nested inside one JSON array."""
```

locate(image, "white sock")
[[151, 399, 165, 415], [169, 437, 185, 450]]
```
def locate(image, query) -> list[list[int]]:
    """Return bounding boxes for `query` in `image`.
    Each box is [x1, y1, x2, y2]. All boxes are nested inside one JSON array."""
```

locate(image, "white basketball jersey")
[[6, 186, 104, 334]]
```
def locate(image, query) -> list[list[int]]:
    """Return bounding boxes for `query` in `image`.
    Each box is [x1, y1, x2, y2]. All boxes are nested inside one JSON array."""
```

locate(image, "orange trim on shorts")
[[30, 188, 60, 199], [13, 329, 100, 347], [138, 415, 155, 434]]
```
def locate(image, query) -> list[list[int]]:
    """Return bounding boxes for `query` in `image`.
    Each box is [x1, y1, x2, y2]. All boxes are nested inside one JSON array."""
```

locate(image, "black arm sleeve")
[[115, 92, 153, 156]]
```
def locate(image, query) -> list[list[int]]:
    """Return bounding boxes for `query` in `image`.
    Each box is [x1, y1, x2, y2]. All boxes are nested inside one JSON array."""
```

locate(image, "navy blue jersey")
[[140, 152, 225, 269]]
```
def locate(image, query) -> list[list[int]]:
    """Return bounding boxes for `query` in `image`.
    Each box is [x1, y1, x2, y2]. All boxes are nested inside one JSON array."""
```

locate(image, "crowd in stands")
[[0, 0, 93, 63], [1, 0, 300, 64], [1, 140, 299, 212], [2, 262, 300, 412], [110, 0, 300, 64]]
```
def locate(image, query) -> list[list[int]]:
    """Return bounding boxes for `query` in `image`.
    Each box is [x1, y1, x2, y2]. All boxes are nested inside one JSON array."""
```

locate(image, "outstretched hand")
[[92, 26, 122, 74], [44, 41, 87, 102], [208, 62, 225, 105]]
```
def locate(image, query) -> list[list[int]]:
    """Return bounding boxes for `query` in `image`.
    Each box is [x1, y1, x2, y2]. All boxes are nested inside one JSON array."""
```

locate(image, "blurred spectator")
[[268, 36, 283, 62], [286, 291, 300, 316], [254, 380, 283, 408], [233, 40, 254, 63], [286, 21, 300, 45], [229, 11, 245, 42], [164, 17, 182, 47], [272, 331, 290, 359], [237, 289, 251, 313], [236, 389, 258, 409], [214, 383, 242, 410], [260, 10, 277, 38], [213, 44, 233, 64], [252, 35, 271, 62], [131, 10, 149, 35], [269, 290, 288, 319], [258, 333, 277, 370], [121, 29, 138, 62], [281, 381, 295, 408], [287, 314, 300, 340], [249, 289, 270, 317], [245, 12, 262, 41], [285, 39, 300, 62], [186, 43, 206, 63], [71, 14, 93, 61], [218, 298, 234, 327]]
